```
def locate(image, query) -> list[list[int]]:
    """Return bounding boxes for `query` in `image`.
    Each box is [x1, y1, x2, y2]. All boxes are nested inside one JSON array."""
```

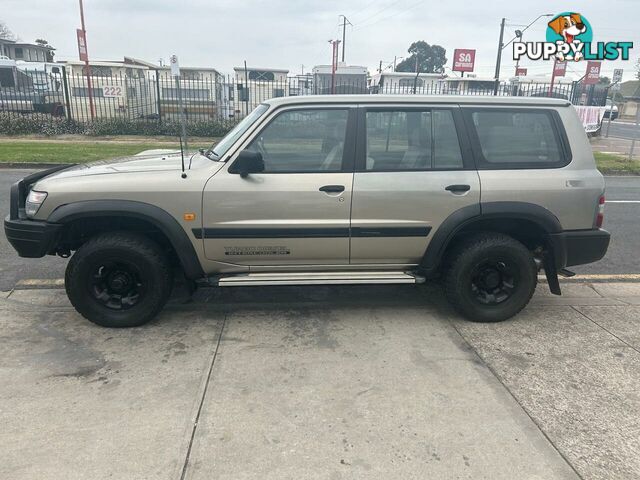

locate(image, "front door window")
[[247, 109, 349, 172]]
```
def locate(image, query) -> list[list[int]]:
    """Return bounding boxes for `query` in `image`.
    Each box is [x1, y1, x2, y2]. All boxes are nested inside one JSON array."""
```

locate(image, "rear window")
[[467, 109, 569, 168]]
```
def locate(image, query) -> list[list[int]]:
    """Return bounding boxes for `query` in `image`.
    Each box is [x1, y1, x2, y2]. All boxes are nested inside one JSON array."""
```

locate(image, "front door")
[[350, 105, 481, 264], [201, 106, 356, 266]]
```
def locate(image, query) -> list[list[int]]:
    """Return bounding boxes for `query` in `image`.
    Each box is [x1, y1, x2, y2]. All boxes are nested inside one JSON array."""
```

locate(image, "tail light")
[[596, 194, 605, 228]]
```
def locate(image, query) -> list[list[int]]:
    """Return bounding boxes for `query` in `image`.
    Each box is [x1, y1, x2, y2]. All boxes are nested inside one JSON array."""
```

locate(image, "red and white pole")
[[330, 40, 340, 95], [548, 58, 558, 97], [79, 0, 95, 119]]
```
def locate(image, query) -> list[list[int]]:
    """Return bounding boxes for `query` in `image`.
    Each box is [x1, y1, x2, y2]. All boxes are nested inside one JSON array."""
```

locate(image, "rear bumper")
[[4, 216, 63, 258], [547, 229, 611, 268]]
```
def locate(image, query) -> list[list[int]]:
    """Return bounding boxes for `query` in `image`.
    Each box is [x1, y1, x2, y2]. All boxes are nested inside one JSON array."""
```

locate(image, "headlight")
[[25, 190, 47, 217]]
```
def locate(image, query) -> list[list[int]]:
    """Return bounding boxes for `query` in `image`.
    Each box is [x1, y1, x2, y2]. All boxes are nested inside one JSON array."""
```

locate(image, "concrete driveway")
[[1, 282, 639, 479]]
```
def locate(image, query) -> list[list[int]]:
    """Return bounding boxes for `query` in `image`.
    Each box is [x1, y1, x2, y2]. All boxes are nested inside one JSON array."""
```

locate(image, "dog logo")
[[547, 13, 589, 61], [514, 12, 632, 63]]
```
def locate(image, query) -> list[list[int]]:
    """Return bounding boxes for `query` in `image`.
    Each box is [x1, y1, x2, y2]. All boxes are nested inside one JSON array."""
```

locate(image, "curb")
[[538, 274, 640, 284]]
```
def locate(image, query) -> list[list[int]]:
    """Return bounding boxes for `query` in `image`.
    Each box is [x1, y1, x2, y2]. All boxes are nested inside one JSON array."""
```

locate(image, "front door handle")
[[319, 185, 345, 193], [445, 184, 471, 193]]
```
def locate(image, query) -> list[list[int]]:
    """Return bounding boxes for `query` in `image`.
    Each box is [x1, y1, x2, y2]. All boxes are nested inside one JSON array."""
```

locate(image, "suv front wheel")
[[444, 233, 537, 322], [65, 232, 173, 328]]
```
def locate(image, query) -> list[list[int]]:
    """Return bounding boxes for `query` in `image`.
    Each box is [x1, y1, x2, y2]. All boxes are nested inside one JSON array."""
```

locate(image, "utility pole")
[[78, 0, 95, 119], [340, 15, 351, 63], [378, 60, 383, 73], [493, 17, 506, 96]]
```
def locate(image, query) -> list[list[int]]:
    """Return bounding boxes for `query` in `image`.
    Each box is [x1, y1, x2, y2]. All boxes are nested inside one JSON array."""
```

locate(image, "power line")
[[353, 0, 425, 31], [343, 0, 389, 23], [352, 0, 408, 28]]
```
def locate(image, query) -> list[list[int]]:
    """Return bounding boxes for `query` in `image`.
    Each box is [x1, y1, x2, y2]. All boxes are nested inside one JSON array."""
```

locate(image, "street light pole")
[[494, 14, 554, 95], [493, 18, 506, 95]]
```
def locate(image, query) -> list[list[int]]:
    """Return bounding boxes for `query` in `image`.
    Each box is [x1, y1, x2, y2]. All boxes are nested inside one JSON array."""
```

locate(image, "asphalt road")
[[1, 169, 638, 291], [605, 119, 640, 140]]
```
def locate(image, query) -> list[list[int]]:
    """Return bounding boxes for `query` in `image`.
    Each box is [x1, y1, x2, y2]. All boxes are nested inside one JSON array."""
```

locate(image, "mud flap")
[[543, 250, 562, 296]]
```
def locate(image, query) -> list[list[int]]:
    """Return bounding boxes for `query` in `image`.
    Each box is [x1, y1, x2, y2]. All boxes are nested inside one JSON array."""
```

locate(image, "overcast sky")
[[3, 0, 639, 81]]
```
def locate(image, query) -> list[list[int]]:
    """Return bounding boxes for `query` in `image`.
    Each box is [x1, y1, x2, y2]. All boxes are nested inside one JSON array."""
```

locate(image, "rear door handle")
[[319, 185, 345, 193], [445, 184, 471, 193]]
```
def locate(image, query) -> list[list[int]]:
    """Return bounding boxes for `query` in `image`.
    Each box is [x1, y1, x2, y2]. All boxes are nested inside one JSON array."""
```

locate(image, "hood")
[[41, 150, 210, 180]]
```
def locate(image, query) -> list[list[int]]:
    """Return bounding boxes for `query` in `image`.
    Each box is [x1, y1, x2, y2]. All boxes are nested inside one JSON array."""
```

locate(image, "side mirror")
[[230, 150, 264, 178]]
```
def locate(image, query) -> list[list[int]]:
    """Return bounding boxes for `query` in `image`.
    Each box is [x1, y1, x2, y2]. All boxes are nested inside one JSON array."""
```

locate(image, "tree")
[[598, 76, 611, 86], [35, 38, 49, 46], [395, 41, 447, 74], [0, 21, 15, 40]]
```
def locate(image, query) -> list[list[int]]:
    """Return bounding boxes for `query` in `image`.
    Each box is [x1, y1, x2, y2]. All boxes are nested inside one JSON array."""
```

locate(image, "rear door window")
[[466, 109, 569, 168], [364, 108, 464, 171]]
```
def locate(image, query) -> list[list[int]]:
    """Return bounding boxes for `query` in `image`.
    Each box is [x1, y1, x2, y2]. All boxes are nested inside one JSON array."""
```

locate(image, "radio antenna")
[[170, 54, 188, 179], [179, 136, 187, 179]]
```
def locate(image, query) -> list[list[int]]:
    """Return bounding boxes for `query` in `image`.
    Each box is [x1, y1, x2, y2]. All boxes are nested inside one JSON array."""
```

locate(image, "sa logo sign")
[[458, 52, 472, 63], [453, 49, 476, 72]]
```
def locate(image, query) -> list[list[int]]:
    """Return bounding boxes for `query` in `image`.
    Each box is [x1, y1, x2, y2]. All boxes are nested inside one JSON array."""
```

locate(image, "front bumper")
[[5, 164, 74, 258], [547, 228, 611, 268], [4, 216, 63, 258]]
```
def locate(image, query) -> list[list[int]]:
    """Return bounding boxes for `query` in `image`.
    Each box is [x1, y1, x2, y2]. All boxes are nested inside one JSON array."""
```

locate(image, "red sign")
[[584, 61, 601, 84], [76, 29, 88, 62], [515, 67, 527, 76], [553, 61, 567, 77], [452, 49, 476, 72]]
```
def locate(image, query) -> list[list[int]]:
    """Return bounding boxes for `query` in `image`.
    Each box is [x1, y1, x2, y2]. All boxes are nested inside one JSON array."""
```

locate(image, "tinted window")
[[365, 109, 463, 171], [248, 70, 275, 81], [0, 68, 15, 87], [247, 109, 348, 172], [470, 110, 565, 166]]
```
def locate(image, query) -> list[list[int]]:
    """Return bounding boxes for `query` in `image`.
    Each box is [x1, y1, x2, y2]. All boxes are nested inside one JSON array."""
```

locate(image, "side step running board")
[[217, 271, 426, 287]]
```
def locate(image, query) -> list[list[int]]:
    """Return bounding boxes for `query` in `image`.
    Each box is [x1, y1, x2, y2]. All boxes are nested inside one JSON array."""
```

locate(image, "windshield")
[[207, 104, 269, 160]]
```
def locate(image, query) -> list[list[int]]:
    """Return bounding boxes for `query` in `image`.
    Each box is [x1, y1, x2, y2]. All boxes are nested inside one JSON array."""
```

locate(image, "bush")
[[0, 112, 84, 135], [0, 112, 235, 138]]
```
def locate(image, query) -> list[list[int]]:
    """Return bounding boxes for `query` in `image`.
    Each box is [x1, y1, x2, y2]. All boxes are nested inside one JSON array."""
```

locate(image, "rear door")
[[201, 105, 356, 266], [350, 104, 480, 264]]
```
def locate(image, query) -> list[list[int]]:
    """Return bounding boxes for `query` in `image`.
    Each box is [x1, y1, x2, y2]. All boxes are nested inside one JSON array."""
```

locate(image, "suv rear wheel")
[[444, 233, 537, 322], [65, 232, 173, 328]]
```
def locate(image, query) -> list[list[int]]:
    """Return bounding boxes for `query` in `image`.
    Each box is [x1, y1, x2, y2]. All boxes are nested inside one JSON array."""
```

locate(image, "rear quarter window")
[[464, 108, 571, 169]]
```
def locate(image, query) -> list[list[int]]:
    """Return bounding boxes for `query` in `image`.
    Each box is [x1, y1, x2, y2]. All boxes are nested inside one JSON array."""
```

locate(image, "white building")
[[233, 66, 289, 116], [509, 75, 576, 100], [58, 60, 153, 122], [442, 76, 497, 95], [369, 71, 442, 94], [312, 63, 367, 94], [0, 38, 54, 62]]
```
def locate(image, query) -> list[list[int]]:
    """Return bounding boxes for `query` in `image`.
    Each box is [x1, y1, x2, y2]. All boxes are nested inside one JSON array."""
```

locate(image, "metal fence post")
[[61, 66, 73, 122], [629, 106, 639, 161], [154, 69, 162, 123]]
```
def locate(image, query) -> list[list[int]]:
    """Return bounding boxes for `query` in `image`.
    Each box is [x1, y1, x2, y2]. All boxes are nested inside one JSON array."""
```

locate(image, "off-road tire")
[[444, 233, 537, 322], [65, 232, 173, 328]]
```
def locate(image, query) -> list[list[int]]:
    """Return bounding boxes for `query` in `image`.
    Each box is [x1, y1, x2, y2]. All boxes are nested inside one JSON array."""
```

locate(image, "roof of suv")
[[263, 95, 571, 107]]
